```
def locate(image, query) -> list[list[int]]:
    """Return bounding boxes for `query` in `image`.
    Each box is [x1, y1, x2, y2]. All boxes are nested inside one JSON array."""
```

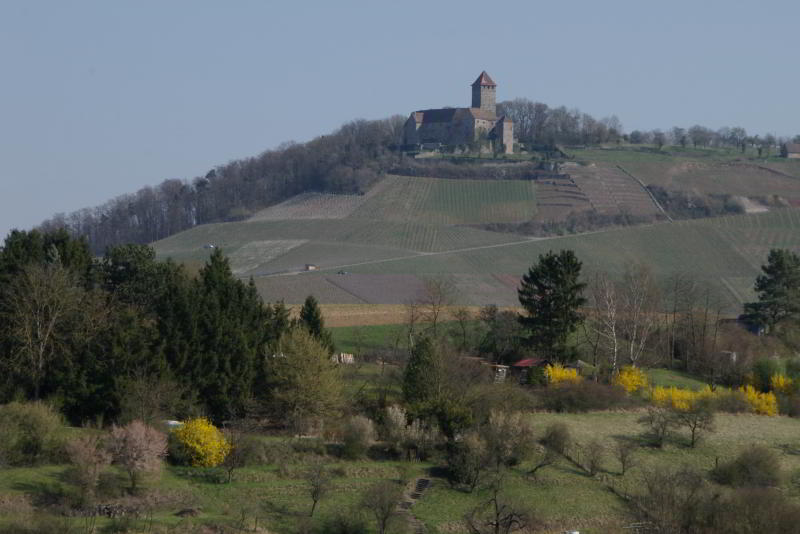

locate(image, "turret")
[[471, 71, 496, 115]]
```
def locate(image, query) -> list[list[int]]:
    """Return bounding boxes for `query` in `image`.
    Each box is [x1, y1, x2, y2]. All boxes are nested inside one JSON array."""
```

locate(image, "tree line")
[[498, 97, 800, 153], [38, 117, 406, 254], [0, 228, 338, 427]]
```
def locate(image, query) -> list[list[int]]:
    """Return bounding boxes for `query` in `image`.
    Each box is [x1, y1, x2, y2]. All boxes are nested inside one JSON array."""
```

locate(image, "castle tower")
[[471, 71, 496, 114]]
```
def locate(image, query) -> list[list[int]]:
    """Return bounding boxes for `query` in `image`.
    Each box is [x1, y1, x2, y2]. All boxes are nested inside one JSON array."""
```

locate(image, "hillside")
[[153, 150, 800, 313]]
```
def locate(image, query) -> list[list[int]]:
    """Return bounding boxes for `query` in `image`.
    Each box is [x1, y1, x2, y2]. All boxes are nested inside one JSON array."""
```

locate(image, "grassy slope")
[[151, 148, 800, 309], [414, 411, 800, 533], [6, 410, 797, 533]]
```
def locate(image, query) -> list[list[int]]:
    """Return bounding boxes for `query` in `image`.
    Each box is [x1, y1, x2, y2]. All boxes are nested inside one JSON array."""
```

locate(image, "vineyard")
[[249, 192, 369, 221], [349, 175, 538, 224], [151, 150, 800, 310]]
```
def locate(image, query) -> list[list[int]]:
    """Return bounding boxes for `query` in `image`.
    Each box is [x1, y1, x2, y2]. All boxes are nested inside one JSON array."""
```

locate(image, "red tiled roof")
[[786, 143, 800, 154], [512, 358, 545, 367], [472, 71, 496, 87]]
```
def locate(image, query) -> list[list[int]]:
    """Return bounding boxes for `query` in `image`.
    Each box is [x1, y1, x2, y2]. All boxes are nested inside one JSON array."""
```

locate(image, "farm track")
[[249, 227, 607, 278]]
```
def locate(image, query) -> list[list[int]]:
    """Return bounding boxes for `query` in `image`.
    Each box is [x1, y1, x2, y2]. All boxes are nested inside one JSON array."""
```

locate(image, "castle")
[[403, 71, 514, 154]]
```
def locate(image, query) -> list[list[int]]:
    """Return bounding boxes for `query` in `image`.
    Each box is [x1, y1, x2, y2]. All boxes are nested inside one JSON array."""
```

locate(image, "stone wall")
[[472, 85, 496, 114]]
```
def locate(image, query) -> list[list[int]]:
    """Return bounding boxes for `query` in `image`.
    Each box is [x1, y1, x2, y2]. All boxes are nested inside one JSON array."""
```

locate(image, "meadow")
[[4, 403, 800, 534]]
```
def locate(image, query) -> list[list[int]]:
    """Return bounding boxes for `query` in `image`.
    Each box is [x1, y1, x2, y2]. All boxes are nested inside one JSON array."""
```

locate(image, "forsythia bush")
[[544, 363, 582, 385], [614, 366, 649, 394], [650, 386, 698, 412], [770, 373, 794, 395], [650, 384, 778, 416], [739, 385, 778, 416], [173, 418, 232, 467]]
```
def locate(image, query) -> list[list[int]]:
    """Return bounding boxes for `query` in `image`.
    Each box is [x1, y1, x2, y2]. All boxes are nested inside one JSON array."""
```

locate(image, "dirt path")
[[397, 477, 431, 534]]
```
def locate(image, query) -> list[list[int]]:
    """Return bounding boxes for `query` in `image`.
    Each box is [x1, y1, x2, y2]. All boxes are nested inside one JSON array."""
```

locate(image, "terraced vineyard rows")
[[350, 175, 537, 224], [249, 192, 368, 220]]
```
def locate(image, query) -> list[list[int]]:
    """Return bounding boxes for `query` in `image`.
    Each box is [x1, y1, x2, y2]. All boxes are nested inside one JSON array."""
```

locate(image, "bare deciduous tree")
[[465, 473, 537, 534], [614, 439, 637, 476], [452, 307, 473, 352], [587, 272, 620, 373], [66, 434, 112, 502], [361, 480, 402, 534], [620, 264, 661, 367], [419, 276, 456, 336], [108, 420, 167, 492], [3, 263, 81, 399], [305, 460, 331, 517]]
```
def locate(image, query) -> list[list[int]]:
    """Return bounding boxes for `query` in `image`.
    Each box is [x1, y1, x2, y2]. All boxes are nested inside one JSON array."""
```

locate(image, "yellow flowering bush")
[[650, 384, 777, 416], [739, 385, 778, 416], [173, 417, 232, 467], [770, 373, 794, 395], [544, 363, 582, 385], [650, 386, 697, 412], [613, 366, 649, 394]]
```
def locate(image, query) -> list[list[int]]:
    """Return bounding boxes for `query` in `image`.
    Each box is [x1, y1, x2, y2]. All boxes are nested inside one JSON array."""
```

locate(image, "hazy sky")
[[1, 0, 798, 239]]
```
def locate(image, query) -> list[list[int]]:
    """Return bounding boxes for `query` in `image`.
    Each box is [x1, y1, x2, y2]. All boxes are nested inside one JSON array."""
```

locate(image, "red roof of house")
[[471, 71, 496, 87], [512, 358, 545, 367]]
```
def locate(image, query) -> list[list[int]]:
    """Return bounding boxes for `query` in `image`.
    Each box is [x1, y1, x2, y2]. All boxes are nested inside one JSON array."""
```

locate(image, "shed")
[[783, 143, 800, 159]]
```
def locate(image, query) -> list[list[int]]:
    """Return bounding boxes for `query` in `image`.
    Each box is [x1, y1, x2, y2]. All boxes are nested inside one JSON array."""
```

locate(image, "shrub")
[[614, 366, 649, 394], [650, 386, 699, 412], [341, 415, 376, 460], [446, 432, 488, 492], [291, 437, 327, 457], [544, 363, 582, 385], [0, 401, 64, 466], [482, 411, 533, 468], [382, 405, 441, 460], [770, 373, 794, 394], [712, 388, 751, 413], [108, 420, 167, 492], [314, 510, 369, 534], [541, 422, 571, 456], [710, 488, 800, 533], [65, 434, 111, 503], [739, 385, 778, 416], [172, 417, 231, 467], [712, 445, 783, 487], [538, 381, 629, 413], [638, 406, 674, 448], [752, 358, 781, 391], [785, 357, 800, 379]]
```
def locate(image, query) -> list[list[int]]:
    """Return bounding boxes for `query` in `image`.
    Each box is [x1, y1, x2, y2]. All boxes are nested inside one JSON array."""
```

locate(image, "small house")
[[783, 143, 800, 159]]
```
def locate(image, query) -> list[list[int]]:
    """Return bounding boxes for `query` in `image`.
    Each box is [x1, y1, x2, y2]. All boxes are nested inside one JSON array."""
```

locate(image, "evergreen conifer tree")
[[518, 250, 586, 362], [744, 248, 800, 331], [299, 295, 334, 354]]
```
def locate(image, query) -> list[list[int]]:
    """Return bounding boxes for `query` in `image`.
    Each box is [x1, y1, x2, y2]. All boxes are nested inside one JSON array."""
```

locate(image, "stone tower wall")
[[471, 85, 496, 114]]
